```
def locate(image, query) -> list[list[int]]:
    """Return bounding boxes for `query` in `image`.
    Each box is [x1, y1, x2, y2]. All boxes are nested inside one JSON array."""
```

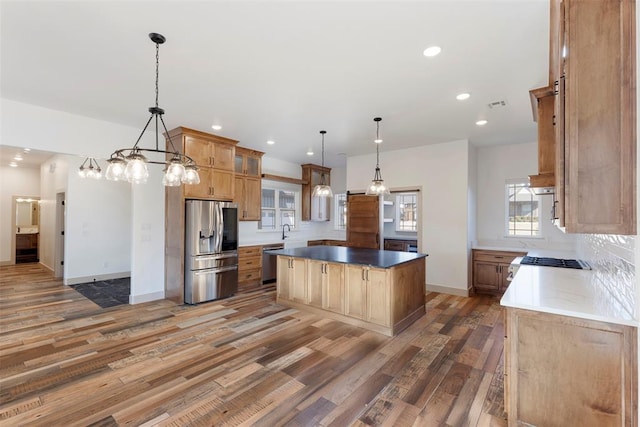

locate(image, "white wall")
[[0, 166, 40, 263], [475, 141, 576, 251], [39, 155, 69, 271], [347, 139, 472, 294]]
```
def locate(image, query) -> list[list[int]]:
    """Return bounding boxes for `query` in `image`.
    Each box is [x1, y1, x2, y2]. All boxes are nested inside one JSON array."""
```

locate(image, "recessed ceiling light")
[[211, 125, 222, 131], [266, 140, 275, 145], [456, 93, 471, 101], [23, 148, 31, 152], [9, 162, 18, 167], [374, 138, 383, 144], [423, 46, 441, 57], [306, 149, 314, 156], [476, 119, 488, 126], [13, 155, 23, 161]]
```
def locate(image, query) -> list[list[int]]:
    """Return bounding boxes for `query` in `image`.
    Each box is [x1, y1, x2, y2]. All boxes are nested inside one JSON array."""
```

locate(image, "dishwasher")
[[262, 243, 284, 284]]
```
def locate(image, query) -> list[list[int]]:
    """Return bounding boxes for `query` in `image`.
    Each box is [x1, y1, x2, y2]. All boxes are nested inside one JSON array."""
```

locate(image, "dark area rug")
[[71, 277, 130, 308]]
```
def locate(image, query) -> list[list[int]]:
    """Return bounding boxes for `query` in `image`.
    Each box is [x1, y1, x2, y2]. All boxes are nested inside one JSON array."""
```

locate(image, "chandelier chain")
[[155, 42, 159, 108]]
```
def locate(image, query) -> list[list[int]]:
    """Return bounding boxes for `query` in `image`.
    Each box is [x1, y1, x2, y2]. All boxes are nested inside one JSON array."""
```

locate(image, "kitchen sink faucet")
[[282, 224, 291, 240]]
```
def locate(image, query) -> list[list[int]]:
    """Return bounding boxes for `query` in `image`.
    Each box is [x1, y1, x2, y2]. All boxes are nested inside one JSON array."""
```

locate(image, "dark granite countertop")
[[268, 246, 428, 268]]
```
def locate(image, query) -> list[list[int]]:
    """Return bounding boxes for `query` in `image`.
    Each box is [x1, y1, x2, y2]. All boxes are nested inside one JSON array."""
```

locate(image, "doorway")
[[12, 196, 40, 264], [54, 192, 65, 279]]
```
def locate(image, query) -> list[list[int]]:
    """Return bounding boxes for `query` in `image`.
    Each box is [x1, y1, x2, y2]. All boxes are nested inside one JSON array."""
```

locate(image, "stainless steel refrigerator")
[[184, 200, 239, 304]]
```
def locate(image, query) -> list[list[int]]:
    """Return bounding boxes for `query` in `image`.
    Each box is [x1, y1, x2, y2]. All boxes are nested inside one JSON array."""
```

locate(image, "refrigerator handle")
[[216, 202, 224, 253]]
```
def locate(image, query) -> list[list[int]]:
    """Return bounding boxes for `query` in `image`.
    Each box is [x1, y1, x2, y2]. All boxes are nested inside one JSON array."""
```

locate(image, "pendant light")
[[78, 157, 102, 180], [312, 130, 333, 198], [104, 33, 199, 186], [366, 117, 390, 195]]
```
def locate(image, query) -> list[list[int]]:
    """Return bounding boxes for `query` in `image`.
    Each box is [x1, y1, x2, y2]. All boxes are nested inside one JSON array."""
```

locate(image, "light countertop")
[[501, 264, 636, 327]]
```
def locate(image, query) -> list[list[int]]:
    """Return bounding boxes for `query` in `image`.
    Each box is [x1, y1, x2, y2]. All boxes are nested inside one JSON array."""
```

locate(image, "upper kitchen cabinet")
[[301, 164, 331, 221], [165, 127, 237, 201], [528, 86, 556, 189], [552, 0, 636, 234], [234, 147, 264, 221]]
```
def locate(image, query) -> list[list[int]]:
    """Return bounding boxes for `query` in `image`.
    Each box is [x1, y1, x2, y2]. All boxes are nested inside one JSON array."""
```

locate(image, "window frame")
[[394, 192, 418, 232], [504, 180, 542, 238], [334, 193, 347, 230], [260, 186, 300, 230]]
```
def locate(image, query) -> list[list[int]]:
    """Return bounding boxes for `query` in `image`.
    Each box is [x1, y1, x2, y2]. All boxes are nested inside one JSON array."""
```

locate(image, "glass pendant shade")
[[166, 157, 186, 181], [78, 158, 102, 180], [78, 167, 87, 179], [313, 130, 333, 198], [182, 165, 201, 185], [366, 117, 389, 195], [106, 157, 127, 181], [124, 153, 149, 184]]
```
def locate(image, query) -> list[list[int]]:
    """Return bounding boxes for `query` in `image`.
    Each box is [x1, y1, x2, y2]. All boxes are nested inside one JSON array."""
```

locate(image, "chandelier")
[[105, 33, 199, 186], [78, 157, 102, 179], [312, 130, 333, 198], [366, 117, 390, 195]]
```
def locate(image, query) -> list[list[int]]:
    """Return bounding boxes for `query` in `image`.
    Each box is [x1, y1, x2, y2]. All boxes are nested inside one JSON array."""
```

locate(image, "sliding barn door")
[[346, 194, 382, 249]]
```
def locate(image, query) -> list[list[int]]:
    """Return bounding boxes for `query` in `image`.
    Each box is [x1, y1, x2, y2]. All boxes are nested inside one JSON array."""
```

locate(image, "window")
[[395, 193, 417, 232], [505, 181, 540, 237], [260, 187, 298, 230], [334, 193, 347, 230]]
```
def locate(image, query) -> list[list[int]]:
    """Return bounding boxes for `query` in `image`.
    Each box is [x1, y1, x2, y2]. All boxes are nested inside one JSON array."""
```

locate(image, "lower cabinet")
[[472, 249, 526, 295], [504, 307, 637, 425], [277, 256, 307, 303], [238, 245, 262, 292], [345, 265, 389, 327], [307, 260, 345, 313]]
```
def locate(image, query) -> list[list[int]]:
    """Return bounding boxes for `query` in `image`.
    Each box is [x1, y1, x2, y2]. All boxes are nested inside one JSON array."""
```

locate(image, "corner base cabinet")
[[275, 247, 427, 336], [472, 249, 526, 295], [504, 307, 637, 426]]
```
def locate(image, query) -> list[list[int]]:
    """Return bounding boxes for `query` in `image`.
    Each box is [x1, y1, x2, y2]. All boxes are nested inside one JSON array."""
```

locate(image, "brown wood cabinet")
[[504, 307, 637, 425], [346, 194, 382, 249], [165, 127, 238, 201], [472, 249, 526, 295], [238, 245, 262, 292], [307, 239, 347, 247], [528, 86, 556, 188], [549, 0, 636, 234], [307, 260, 345, 313], [301, 164, 331, 221], [276, 256, 307, 303], [276, 254, 425, 336], [234, 147, 263, 221], [344, 265, 389, 327], [15, 233, 38, 263]]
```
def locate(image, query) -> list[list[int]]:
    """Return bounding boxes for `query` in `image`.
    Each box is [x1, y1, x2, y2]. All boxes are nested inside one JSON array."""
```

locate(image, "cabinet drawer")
[[238, 267, 261, 283], [239, 246, 262, 257], [239, 255, 261, 271], [473, 250, 525, 263]]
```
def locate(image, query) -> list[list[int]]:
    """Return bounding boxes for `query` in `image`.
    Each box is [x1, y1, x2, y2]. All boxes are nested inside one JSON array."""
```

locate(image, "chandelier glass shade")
[[312, 130, 333, 198], [78, 157, 102, 180], [366, 117, 390, 196], [105, 33, 199, 186]]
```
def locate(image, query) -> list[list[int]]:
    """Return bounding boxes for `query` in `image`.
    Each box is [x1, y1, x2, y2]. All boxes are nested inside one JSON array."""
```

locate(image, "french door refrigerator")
[[184, 200, 238, 304]]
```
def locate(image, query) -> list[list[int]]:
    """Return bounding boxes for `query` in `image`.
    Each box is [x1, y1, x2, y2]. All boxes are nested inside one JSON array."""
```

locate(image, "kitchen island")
[[270, 246, 428, 336]]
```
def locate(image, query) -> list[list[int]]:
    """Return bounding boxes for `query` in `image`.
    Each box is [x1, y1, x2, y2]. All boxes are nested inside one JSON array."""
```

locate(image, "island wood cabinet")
[[301, 164, 331, 221], [307, 260, 345, 313], [472, 249, 526, 295], [165, 127, 237, 201], [234, 147, 263, 221], [547, 0, 636, 234], [504, 307, 637, 425], [345, 265, 389, 327], [277, 256, 307, 304], [238, 245, 262, 292], [276, 253, 425, 336]]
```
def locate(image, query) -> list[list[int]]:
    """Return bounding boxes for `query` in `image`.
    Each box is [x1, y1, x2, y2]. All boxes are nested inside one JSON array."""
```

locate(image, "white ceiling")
[[1, 0, 549, 168]]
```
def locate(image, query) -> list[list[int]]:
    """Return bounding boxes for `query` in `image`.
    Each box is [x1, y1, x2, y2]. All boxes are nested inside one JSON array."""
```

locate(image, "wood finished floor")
[[0, 263, 507, 426]]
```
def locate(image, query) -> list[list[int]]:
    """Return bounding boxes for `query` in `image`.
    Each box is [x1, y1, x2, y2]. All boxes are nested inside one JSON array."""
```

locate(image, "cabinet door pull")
[[553, 79, 559, 95]]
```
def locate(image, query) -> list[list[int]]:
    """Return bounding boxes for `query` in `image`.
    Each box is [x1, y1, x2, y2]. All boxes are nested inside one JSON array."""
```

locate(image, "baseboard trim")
[[0, 260, 13, 267], [130, 291, 165, 305], [65, 271, 131, 286], [425, 283, 470, 297]]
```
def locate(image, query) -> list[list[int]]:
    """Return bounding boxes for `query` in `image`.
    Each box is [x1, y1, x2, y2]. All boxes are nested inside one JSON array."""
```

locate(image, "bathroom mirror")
[[16, 198, 40, 233]]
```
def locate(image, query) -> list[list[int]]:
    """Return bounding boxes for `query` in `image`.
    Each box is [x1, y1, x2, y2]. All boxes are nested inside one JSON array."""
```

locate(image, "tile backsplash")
[[577, 234, 636, 319]]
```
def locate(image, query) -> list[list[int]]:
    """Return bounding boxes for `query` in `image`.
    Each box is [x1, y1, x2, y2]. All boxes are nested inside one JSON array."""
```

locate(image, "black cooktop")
[[520, 256, 591, 270]]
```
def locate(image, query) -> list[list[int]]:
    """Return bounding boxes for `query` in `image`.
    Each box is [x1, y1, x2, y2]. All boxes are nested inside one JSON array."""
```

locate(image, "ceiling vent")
[[487, 100, 508, 109]]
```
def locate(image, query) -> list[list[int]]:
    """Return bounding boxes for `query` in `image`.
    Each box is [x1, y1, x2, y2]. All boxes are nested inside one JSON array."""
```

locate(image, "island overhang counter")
[[269, 246, 428, 336]]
